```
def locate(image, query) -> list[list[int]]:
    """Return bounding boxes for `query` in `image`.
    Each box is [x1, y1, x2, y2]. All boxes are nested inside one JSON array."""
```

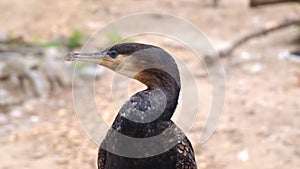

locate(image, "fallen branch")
[[218, 16, 300, 57], [250, 0, 299, 7]]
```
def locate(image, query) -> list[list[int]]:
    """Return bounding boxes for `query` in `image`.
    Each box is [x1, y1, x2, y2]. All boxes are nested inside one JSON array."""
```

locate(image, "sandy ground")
[[0, 0, 300, 169]]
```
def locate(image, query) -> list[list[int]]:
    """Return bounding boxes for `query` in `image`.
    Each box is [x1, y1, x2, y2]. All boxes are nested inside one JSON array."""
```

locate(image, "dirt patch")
[[0, 0, 299, 169]]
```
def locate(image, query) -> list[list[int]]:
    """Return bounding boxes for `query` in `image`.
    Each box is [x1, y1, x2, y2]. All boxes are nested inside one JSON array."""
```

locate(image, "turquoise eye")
[[110, 51, 119, 58]]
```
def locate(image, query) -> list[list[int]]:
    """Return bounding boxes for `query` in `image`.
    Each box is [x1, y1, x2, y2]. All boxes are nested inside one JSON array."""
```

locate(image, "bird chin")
[[116, 67, 140, 79]]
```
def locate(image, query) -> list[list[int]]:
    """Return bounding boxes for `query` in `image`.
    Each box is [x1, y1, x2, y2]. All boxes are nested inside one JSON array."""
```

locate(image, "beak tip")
[[64, 52, 77, 61]]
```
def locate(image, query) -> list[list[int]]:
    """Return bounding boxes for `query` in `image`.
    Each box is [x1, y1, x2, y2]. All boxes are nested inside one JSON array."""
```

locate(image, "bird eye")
[[110, 51, 119, 58]]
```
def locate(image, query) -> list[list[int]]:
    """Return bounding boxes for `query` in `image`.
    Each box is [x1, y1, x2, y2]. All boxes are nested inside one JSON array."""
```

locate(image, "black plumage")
[[66, 43, 197, 169]]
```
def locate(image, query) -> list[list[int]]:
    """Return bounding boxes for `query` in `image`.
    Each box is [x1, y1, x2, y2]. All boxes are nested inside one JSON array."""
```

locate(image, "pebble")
[[277, 50, 289, 60], [31, 151, 45, 159], [30, 116, 40, 123], [58, 109, 67, 117], [258, 125, 269, 136], [237, 149, 249, 162], [267, 134, 278, 142], [240, 51, 251, 60], [0, 113, 7, 123], [44, 47, 60, 58], [23, 100, 37, 112], [10, 109, 23, 118], [257, 98, 269, 108], [250, 63, 262, 74], [56, 158, 69, 165]]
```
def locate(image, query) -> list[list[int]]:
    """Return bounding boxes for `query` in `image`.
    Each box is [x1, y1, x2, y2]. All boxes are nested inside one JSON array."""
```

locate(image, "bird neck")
[[111, 69, 180, 138], [134, 68, 181, 120]]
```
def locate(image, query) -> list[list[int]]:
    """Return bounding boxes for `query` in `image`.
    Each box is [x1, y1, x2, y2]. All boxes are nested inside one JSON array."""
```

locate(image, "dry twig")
[[218, 16, 300, 57], [250, 0, 299, 7]]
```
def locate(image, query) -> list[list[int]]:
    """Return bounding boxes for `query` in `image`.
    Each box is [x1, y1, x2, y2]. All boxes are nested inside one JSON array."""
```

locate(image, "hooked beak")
[[64, 52, 120, 70]]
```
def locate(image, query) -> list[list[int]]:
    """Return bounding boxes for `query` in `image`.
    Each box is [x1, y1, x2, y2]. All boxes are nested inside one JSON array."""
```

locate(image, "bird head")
[[65, 43, 180, 88]]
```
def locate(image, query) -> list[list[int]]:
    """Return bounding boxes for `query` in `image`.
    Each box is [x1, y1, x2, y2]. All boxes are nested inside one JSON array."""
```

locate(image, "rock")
[[43, 47, 72, 89], [0, 88, 14, 107], [27, 70, 51, 99]]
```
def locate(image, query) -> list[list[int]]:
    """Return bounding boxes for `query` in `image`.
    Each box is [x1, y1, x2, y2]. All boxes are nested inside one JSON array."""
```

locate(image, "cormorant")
[[65, 43, 197, 169]]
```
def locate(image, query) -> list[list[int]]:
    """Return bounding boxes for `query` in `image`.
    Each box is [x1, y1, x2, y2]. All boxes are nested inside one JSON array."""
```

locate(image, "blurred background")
[[0, 0, 299, 169]]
